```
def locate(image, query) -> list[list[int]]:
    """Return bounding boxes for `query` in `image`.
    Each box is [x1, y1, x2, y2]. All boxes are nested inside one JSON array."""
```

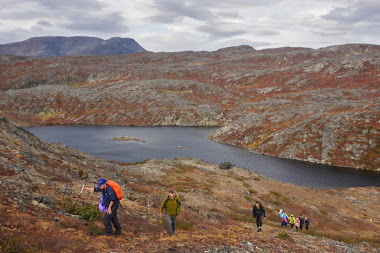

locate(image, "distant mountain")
[[0, 36, 147, 57]]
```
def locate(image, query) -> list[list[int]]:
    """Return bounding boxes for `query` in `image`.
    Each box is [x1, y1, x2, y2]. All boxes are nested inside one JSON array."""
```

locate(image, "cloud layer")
[[0, 0, 379, 52]]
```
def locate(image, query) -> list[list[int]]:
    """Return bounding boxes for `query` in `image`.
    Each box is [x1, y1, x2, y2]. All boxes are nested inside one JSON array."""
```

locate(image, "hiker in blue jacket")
[[279, 209, 288, 228], [84, 178, 121, 236]]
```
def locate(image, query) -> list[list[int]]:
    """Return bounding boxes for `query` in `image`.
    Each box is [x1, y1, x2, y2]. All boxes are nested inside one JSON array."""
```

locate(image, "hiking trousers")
[[104, 201, 121, 235], [165, 212, 177, 235], [255, 216, 263, 228]]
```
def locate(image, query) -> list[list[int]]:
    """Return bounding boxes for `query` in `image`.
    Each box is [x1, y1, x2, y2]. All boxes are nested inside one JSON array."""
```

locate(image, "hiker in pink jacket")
[[295, 217, 300, 231]]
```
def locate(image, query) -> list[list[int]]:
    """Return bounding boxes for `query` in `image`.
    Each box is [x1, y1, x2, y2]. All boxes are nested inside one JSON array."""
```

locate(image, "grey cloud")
[[198, 22, 250, 38], [322, 1, 380, 23], [62, 12, 129, 33], [36, 20, 53, 27], [35, 0, 104, 12], [149, 0, 213, 24]]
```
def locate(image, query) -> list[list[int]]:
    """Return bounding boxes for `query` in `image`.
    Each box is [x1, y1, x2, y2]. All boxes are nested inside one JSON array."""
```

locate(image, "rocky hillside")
[[0, 44, 379, 170], [0, 118, 379, 252], [0, 36, 147, 57]]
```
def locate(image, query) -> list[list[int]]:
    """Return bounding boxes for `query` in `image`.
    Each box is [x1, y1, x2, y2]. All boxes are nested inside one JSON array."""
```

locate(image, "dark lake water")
[[27, 125, 380, 189]]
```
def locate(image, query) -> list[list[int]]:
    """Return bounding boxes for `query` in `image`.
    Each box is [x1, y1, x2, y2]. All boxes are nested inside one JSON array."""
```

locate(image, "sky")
[[0, 0, 379, 52]]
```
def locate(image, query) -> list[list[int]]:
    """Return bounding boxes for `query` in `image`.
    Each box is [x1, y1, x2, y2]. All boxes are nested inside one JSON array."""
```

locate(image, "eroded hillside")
[[0, 44, 379, 170], [0, 118, 379, 252]]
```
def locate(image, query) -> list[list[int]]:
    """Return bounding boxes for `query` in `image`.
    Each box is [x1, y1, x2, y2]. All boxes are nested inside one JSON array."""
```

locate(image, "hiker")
[[305, 216, 310, 230], [252, 201, 266, 232], [160, 190, 182, 236], [84, 178, 121, 236], [279, 209, 288, 227], [289, 214, 296, 229], [295, 217, 300, 231], [299, 214, 305, 231]]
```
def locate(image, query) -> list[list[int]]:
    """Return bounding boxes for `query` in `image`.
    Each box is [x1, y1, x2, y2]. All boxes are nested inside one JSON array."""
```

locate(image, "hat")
[[97, 178, 107, 187]]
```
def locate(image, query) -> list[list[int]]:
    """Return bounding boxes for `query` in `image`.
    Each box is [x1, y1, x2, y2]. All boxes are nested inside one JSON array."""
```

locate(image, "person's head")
[[305, 216, 308, 219], [279, 209, 283, 214], [290, 214, 294, 217], [97, 178, 107, 189], [168, 190, 175, 199], [255, 201, 260, 207]]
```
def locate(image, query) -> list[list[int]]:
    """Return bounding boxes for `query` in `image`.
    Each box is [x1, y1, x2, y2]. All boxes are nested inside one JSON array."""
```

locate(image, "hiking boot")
[[115, 230, 121, 235], [105, 233, 113, 236]]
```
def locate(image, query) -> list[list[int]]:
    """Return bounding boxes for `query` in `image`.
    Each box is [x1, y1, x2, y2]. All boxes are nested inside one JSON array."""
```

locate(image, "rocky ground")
[[0, 118, 379, 252], [0, 44, 379, 171]]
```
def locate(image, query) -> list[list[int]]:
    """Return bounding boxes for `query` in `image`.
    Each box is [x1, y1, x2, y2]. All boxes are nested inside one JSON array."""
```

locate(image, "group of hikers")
[[279, 209, 310, 231], [84, 178, 182, 236], [252, 202, 310, 232], [84, 178, 308, 236]]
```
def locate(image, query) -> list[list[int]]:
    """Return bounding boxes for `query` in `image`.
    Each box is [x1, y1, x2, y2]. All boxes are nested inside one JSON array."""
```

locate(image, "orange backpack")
[[107, 180, 123, 200]]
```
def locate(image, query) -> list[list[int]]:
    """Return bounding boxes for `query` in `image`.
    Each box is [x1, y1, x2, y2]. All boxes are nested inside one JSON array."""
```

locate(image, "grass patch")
[[270, 191, 282, 197], [230, 213, 254, 223], [245, 196, 253, 202], [177, 222, 194, 230], [277, 231, 290, 239], [242, 182, 251, 188], [0, 237, 31, 253], [253, 177, 261, 181], [87, 224, 104, 235], [319, 209, 328, 215], [57, 197, 102, 222], [248, 188, 257, 194], [209, 208, 219, 213], [271, 200, 281, 206], [235, 176, 244, 182]]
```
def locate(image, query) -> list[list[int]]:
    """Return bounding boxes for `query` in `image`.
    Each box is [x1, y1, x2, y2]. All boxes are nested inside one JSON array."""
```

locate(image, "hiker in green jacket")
[[160, 190, 182, 236]]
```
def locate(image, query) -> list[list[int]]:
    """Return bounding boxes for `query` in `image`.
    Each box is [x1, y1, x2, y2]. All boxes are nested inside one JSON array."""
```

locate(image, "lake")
[[27, 125, 380, 189]]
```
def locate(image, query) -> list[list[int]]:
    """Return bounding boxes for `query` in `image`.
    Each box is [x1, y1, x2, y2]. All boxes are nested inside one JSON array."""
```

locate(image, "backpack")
[[107, 180, 123, 200], [285, 213, 289, 223]]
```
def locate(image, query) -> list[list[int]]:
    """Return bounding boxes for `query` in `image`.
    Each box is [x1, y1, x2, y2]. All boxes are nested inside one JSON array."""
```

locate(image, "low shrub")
[[0, 237, 31, 253], [57, 197, 102, 222], [277, 231, 290, 239]]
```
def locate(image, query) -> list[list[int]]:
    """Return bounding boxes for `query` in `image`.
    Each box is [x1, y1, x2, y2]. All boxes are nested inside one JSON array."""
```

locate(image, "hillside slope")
[[0, 44, 379, 170], [0, 118, 379, 252]]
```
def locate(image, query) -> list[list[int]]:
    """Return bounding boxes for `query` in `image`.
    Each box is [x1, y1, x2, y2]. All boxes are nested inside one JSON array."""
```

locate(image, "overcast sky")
[[0, 0, 379, 52]]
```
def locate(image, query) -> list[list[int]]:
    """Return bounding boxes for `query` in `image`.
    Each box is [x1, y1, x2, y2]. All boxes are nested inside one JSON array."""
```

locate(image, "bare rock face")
[[0, 44, 379, 170]]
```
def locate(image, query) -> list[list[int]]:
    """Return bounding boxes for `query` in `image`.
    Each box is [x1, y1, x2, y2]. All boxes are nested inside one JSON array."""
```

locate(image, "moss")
[[277, 231, 290, 239]]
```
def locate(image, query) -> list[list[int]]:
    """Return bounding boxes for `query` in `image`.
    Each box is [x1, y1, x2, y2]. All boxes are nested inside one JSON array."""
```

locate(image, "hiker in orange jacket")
[[84, 178, 121, 236]]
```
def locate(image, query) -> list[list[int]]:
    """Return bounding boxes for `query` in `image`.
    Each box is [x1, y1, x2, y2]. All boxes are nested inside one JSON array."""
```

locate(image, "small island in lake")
[[111, 136, 145, 142]]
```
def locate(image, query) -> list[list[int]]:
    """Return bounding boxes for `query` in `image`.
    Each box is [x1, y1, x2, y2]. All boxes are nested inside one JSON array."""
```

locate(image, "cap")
[[97, 178, 107, 187]]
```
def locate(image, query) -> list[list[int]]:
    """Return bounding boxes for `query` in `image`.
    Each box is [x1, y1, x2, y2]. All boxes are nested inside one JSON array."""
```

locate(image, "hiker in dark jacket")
[[299, 214, 305, 231], [305, 216, 310, 230], [160, 190, 182, 236], [252, 201, 266, 232], [84, 178, 121, 236]]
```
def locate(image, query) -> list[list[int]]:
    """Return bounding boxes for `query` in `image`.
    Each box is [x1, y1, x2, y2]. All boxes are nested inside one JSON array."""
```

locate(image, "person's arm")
[[160, 197, 166, 215], [107, 201, 114, 215], [177, 199, 182, 215], [83, 185, 97, 192]]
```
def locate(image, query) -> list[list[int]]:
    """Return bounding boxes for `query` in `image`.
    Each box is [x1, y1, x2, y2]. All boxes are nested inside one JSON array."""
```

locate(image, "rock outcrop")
[[0, 44, 379, 170]]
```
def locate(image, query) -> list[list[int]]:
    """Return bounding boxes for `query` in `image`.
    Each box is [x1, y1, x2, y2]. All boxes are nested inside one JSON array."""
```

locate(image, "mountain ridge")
[[0, 36, 147, 57]]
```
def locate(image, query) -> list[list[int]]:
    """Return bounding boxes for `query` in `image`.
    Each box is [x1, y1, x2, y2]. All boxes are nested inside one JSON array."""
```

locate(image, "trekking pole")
[[73, 184, 85, 207]]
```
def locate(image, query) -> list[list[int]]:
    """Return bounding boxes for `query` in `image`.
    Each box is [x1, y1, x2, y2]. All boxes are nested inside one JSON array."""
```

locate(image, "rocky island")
[[111, 136, 145, 142]]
